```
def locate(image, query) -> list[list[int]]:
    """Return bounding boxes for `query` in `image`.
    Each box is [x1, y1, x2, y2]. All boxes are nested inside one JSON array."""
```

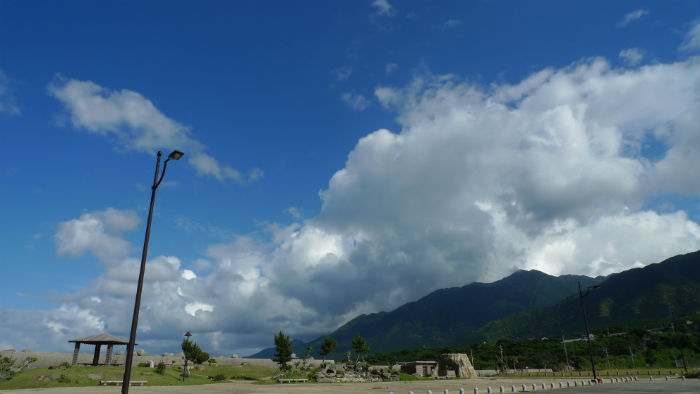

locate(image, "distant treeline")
[[367, 317, 699, 371]]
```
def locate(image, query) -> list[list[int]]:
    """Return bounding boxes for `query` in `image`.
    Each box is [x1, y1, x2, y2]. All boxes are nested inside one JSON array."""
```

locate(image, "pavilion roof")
[[68, 333, 132, 345]]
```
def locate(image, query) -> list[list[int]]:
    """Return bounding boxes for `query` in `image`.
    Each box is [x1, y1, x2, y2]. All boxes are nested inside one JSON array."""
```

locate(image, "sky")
[[1, 1, 698, 357]]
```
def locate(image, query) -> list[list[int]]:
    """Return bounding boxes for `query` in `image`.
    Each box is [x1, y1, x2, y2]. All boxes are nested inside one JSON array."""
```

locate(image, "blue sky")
[[1, 1, 698, 356]]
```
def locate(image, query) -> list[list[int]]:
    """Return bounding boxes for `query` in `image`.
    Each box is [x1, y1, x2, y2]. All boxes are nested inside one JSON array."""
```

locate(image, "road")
[[0, 377, 696, 394]]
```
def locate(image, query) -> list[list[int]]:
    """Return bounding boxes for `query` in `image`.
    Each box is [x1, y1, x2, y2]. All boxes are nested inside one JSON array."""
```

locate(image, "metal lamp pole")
[[122, 150, 183, 394], [578, 281, 600, 382], [182, 331, 192, 382]]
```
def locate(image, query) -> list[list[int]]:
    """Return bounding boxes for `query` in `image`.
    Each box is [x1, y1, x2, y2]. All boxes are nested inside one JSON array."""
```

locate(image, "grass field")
[[0, 363, 276, 390]]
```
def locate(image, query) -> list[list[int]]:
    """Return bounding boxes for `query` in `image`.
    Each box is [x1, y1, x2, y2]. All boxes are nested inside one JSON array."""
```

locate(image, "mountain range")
[[249, 251, 699, 359]]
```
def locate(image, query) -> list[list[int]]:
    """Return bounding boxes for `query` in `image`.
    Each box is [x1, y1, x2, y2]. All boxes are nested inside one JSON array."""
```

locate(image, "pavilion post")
[[105, 344, 114, 366], [71, 343, 80, 365], [92, 344, 102, 366]]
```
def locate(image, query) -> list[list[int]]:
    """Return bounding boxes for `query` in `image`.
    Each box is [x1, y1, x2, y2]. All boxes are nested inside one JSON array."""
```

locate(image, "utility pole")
[[578, 281, 599, 381], [628, 344, 635, 368], [498, 344, 505, 373], [667, 303, 688, 373], [562, 333, 570, 371]]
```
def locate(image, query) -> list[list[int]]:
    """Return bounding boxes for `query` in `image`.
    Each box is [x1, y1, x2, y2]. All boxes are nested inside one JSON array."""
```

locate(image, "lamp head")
[[168, 150, 184, 160]]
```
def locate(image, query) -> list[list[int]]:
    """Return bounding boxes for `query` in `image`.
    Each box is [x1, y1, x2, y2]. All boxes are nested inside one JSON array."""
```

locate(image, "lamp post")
[[578, 281, 600, 382], [122, 150, 184, 394], [182, 331, 192, 382]]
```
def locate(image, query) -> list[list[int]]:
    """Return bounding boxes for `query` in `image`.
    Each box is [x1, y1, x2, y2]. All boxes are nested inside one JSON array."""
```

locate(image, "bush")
[[211, 374, 226, 381], [137, 362, 151, 367], [58, 361, 72, 369], [156, 361, 166, 375], [57, 374, 70, 383]]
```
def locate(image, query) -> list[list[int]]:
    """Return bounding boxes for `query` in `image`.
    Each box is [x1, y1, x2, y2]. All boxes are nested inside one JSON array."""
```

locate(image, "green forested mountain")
[[469, 251, 699, 343], [249, 251, 699, 359]]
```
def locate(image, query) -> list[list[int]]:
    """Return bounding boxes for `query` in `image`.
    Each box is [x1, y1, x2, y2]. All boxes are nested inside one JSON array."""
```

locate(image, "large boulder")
[[439, 353, 477, 378]]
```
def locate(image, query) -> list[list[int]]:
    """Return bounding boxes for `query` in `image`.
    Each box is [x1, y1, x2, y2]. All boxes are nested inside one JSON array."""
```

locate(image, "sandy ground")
[[3, 377, 694, 394]]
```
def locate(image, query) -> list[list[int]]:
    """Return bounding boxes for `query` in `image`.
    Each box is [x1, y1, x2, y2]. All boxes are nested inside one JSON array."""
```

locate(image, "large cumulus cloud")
[[4, 53, 698, 356]]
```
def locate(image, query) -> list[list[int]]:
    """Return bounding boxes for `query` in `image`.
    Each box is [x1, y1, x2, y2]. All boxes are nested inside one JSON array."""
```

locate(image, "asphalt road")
[[0, 378, 697, 394]]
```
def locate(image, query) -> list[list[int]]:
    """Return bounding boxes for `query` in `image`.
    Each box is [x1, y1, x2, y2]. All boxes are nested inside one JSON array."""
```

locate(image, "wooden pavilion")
[[68, 333, 133, 366]]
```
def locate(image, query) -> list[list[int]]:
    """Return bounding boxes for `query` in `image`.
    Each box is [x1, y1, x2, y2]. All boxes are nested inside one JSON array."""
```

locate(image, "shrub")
[[156, 361, 166, 375], [137, 362, 150, 367], [58, 361, 72, 369], [211, 374, 226, 381], [57, 374, 70, 383]]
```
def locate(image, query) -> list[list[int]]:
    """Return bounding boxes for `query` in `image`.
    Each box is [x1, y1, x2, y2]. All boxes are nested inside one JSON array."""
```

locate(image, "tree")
[[319, 336, 337, 365], [0, 356, 36, 379], [351, 333, 370, 362], [181, 338, 210, 378], [272, 330, 293, 371]]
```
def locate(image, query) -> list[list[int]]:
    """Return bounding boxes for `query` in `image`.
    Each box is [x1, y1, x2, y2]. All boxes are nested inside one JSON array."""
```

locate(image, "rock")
[[137, 349, 146, 356], [37, 375, 60, 382], [149, 360, 154, 368], [232, 354, 238, 358], [87, 373, 104, 380], [439, 353, 477, 378]]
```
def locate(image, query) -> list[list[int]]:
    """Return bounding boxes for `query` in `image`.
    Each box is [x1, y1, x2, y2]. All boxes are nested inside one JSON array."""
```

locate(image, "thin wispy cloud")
[[619, 48, 644, 65], [617, 9, 649, 27], [341, 91, 371, 111], [441, 19, 461, 29], [371, 0, 395, 18], [333, 65, 353, 81], [680, 21, 700, 52], [0, 70, 20, 115], [48, 77, 261, 184]]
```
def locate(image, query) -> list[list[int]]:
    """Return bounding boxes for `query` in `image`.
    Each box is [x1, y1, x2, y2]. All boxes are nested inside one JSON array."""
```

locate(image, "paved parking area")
[[0, 378, 696, 394]]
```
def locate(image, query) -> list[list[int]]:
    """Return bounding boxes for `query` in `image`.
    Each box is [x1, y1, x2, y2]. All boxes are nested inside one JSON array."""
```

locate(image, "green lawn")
[[0, 364, 276, 390]]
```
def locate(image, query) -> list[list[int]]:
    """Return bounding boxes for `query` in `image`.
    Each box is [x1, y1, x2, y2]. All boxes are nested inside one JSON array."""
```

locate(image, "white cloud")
[[0, 70, 19, 115], [374, 86, 400, 107], [54, 208, 139, 263], [617, 9, 649, 27], [184, 302, 214, 316], [385, 62, 398, 75], [48, 77, 260, 183], [181, 270, 197, 280], [619, 48, 644, 65], [341, 91, 371, 111], [371, 0, 395, 17]]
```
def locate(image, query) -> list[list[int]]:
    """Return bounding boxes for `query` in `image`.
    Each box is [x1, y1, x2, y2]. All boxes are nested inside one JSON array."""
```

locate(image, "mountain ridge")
[[249, 251, 698, 358]]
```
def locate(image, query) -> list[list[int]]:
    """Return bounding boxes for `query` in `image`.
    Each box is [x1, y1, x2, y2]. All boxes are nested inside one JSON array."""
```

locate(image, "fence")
[[500, 368, 694, 377]]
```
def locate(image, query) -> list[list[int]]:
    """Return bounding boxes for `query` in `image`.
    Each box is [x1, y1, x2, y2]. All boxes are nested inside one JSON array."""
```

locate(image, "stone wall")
[[0, 349, 325, 371]]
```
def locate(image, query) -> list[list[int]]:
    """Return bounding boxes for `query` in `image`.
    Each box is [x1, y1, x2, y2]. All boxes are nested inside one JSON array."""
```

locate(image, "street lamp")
[[578, 281, 600, 382], [122, 150, 184, 393], [182, 331, 192, 382]]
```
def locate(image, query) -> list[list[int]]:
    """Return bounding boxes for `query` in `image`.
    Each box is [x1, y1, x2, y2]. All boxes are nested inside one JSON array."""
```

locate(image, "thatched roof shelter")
[[68, 333, 133, 366]]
